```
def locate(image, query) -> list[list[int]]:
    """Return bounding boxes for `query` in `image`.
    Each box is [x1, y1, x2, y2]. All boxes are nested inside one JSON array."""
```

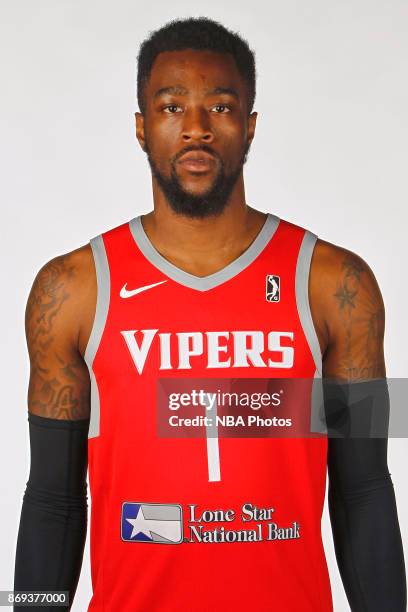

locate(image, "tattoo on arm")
[[26, 255, 90, 419], [332, 255, 385, 381]]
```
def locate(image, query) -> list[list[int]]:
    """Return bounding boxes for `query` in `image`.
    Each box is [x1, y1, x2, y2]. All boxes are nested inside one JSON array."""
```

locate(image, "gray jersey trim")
[[295, 230, 327, 434], [83, 234, 110, 439], [310, 370, 328, 434], [295, 230, 322, 376], [129, 213, 280, 292]]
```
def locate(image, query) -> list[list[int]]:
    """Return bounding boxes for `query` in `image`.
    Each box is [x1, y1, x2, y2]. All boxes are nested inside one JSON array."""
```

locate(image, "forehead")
[[146, 49, 246, 97]]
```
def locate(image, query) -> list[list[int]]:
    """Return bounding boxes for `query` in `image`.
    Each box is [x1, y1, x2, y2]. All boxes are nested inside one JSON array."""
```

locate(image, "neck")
[[140, 176, 267, 277]]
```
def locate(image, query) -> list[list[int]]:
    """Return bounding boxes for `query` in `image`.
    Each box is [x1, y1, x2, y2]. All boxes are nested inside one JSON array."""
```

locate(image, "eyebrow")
[[206, 87, 239, 100], [153, 85, 240, 100], [153, 86, 189, 99]]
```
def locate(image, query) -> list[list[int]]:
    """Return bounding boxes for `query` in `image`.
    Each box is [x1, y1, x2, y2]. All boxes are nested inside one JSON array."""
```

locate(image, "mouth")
[[176, 151, 217, 174]]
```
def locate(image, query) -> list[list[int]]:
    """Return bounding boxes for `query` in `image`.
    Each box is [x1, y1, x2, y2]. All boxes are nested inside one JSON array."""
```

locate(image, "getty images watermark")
[[156, 377, 407, 438]]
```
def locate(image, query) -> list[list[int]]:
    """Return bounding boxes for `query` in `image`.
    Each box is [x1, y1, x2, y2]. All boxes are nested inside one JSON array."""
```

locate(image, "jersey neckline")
[[128, 212, 280, 292]]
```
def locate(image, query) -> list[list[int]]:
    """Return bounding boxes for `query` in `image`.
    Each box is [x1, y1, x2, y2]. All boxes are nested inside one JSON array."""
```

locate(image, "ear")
[[135, 112, 146, 152], [247, 111, 258, 145]]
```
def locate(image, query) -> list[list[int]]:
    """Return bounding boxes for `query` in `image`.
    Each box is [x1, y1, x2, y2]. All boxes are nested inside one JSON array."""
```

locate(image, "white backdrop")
[[1, 1, 407, 610]]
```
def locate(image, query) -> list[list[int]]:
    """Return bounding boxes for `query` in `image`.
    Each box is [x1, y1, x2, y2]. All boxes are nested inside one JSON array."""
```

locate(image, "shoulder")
[[309, 237, 385, 364], [32, 241, 93, 282], [310, 237, 384, 309], [26, 243, 95, 314], [25, 243, 96, 354]]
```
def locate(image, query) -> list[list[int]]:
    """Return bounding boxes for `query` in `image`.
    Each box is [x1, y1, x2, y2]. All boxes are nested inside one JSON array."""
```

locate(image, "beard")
[[144, 141, 251, 219]]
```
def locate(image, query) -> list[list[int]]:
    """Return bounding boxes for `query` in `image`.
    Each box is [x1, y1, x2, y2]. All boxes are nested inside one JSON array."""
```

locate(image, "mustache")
[[173, 145, 220, 163]]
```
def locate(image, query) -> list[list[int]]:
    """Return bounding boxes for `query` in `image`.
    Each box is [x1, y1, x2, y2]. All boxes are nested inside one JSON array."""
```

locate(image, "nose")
[[181, 107, 214, 144]]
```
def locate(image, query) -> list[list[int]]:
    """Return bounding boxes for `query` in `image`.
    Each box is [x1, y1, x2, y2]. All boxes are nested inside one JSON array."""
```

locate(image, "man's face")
[[136, 49, 257, 218]]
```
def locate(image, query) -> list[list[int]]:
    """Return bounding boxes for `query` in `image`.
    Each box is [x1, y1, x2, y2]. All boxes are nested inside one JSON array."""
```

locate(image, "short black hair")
[[137, 17, 256, 115]]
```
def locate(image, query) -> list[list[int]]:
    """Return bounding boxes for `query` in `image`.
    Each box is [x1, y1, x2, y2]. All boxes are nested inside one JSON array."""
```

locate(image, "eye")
[[212, 104, 231, 113], [163, 105, 182, 113]]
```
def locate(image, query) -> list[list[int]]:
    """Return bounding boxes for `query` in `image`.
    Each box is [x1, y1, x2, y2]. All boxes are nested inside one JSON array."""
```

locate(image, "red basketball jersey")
[[84, 212, 333, 611]]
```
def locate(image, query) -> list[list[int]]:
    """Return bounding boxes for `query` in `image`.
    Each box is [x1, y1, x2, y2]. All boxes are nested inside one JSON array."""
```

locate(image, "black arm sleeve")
[[14, 413, 90, 611], [327, 436, 407, 611]]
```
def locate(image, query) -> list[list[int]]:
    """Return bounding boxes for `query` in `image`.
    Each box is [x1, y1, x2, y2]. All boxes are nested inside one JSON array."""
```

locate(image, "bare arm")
[[14, 246, 95, 611], [25, 249, 94, 419], [310, 241, 406, 611]]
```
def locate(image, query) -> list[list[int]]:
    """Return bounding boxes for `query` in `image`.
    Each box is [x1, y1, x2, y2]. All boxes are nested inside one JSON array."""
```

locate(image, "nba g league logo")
[[266, 275, 280, 302]]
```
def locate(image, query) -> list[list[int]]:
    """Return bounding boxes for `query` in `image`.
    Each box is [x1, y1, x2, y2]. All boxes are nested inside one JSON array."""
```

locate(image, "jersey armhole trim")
[[295, 230, 323, 377], [83, 234, 110, 439]]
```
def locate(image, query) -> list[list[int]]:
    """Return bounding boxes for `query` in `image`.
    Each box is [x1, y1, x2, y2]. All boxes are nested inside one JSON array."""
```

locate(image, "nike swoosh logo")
[[120, 280, 167, 298]]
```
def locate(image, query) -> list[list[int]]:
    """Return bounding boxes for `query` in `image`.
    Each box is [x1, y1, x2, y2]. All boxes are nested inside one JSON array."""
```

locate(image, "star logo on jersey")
[[266, 275, 280, 302], [121, 502, 183, 544], [120, 280, 167, 298]]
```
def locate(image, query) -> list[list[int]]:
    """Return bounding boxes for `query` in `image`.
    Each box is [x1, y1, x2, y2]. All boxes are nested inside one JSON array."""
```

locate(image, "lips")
[[177, 150, 216, 173]]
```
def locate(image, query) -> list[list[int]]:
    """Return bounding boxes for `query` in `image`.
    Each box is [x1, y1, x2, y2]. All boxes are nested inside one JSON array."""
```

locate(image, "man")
[[14, 17, 406, 612]]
